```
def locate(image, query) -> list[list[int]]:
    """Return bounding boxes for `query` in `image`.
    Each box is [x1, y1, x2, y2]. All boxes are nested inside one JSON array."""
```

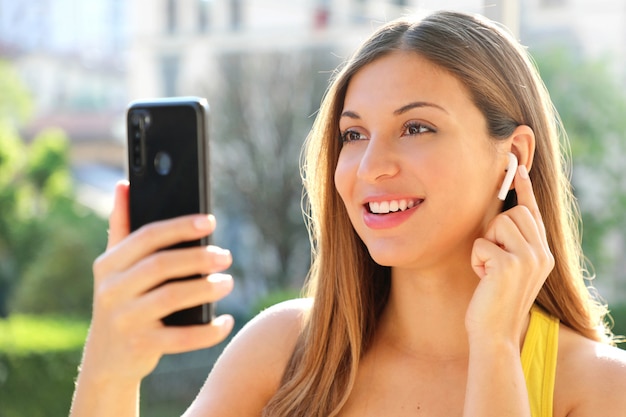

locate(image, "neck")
[[377, 263, 480, 360]]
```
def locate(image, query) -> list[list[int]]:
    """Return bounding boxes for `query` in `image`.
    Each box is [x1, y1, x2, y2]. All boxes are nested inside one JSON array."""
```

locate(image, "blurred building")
[[522, 0, 626, 79], [1, 0, 624, 295], [3, 0, 625, 186], [125, 0, 626, 100], [0, 0, 129, 214], [126, 0, 486, 100], [1, 0, 625, 177], [0, 0, 128, 118]]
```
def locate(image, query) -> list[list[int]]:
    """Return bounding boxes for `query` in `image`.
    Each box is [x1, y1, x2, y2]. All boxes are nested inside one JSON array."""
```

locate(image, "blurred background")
[[0, 0, 625, 416]]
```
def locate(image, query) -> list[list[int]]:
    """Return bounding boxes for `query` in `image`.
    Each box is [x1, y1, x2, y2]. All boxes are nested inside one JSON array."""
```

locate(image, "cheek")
[[334, 151, 355, 203]]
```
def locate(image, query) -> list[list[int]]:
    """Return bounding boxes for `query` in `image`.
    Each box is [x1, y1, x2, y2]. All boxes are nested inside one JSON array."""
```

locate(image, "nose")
[[356, 136, 400, 183]]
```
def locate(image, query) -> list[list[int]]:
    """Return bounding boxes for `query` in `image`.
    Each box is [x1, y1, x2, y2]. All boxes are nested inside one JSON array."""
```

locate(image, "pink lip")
[[361, 197, 423, 230]]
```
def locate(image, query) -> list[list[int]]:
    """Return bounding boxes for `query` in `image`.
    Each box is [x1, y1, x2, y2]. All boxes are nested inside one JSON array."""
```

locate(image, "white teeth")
[[368, 199, 419, 214]]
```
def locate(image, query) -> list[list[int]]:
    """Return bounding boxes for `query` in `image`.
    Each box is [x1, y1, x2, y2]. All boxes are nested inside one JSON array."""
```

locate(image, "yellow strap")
[[521, 306, 559, 417]]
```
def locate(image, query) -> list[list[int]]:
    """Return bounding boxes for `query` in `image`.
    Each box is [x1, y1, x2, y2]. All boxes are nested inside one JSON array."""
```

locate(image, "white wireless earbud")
[[498, 152, 518, 201]]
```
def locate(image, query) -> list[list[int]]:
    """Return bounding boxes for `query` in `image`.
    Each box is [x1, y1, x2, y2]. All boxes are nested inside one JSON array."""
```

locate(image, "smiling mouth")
[[367, 198, 424, 214]]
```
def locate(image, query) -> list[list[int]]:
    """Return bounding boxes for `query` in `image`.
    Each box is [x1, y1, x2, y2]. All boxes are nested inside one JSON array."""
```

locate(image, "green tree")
[[0, 60, 33, 317], [9, 196, 106, 317], [534, 46, 626, 296], [26, 128, 72, 201], [0, 60, 32, 124], [206, 48, 340, 292], [7, 128, 106, 317], [0, 119, 24, 317], [0, 60, 106, 317]]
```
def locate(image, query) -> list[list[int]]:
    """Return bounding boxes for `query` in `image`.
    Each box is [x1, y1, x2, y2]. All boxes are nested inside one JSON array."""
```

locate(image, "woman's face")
[[334, 51, 509, 272]]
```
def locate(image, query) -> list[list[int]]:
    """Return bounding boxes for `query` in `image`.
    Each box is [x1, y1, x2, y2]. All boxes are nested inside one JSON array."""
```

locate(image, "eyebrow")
[[394, 101, 448, 116], [340, 101, 449, 120]]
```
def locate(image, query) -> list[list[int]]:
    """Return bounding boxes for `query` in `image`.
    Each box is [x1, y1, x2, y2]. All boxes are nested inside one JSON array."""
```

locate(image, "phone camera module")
[[130, 113, 141, 127], [130, 110, 151, 129], [154, 151, 172, 176], [141, 113, 151, 129], [129, 110, 152, 173]]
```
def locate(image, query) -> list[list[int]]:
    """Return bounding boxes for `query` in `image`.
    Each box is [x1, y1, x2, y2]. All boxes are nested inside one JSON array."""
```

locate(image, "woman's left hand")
[[467, 165, 555, 346]]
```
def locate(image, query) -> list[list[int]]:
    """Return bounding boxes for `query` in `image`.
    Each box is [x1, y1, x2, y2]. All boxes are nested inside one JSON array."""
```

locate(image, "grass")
[[0, 314, 89, 353]]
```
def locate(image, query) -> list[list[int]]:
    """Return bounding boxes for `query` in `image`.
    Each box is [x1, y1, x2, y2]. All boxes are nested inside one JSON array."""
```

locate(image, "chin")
[[365, 244, 418, 268]]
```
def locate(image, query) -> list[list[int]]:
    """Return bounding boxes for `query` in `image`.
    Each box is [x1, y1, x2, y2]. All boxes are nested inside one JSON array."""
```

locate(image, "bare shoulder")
[[183, 298, 312, 417], [555, 324, 626, 417], [220, 297, 312, 362]]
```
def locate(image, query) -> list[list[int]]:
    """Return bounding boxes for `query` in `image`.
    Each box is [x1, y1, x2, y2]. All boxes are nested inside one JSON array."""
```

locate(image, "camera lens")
[[154, 151, 172, 176], [130, 113, 142, 126], [130, 110, 151, 129]]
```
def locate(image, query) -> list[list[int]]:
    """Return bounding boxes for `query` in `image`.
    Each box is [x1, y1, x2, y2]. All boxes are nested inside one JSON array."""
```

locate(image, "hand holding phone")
[[72, 182, 234, 408]]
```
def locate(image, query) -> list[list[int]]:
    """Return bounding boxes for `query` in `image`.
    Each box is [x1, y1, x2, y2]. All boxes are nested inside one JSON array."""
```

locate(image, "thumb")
[[107, 180, 130, 250]]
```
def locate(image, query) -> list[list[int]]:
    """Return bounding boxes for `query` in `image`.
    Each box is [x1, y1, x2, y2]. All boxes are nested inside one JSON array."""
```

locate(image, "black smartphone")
[[126, 96, 214, 326]]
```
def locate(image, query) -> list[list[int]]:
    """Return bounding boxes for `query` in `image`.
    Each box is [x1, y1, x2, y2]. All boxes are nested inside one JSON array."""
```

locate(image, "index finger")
[[107, 180, 131, 250], [513, 165, 545, 235]]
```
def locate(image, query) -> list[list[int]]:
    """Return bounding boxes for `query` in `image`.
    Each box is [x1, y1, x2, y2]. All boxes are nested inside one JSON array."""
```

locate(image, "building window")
[[198, 0, 211, 33], [541, 0, 566, 7], [352, 0, 367, 23], [230, 0, 242, 31], [166, 0, 177, 33], [314, 0, 330, 29], [161, 55, 179, 96]]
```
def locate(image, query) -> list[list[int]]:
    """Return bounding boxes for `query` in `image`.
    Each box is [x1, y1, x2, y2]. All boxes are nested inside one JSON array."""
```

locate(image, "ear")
[[508, 125, 535, 172]]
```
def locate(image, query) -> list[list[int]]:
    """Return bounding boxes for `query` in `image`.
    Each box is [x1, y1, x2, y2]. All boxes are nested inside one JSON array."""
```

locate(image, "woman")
[[70, 10, 626, 417]]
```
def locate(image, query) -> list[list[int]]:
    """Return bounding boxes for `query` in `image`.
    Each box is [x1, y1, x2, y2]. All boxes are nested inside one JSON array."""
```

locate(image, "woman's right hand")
[[81, 180, 235, 384]]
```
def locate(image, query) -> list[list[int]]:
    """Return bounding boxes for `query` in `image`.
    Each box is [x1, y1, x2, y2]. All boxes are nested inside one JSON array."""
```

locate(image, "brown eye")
[[341, 129, 367, 144], [403, 122, 434, 136]]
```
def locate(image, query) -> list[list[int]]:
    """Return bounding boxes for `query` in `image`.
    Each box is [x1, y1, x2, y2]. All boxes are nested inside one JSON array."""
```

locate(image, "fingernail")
[[208, 273, 232, 284], [213, 314, 234, 329], [207, 246, 231, 257], [518, 165, 529, 179], [194, 215, 214, 230]]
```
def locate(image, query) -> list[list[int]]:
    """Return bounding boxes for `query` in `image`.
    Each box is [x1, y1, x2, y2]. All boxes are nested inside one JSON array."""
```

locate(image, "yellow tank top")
[[521, 305, 560, 417]]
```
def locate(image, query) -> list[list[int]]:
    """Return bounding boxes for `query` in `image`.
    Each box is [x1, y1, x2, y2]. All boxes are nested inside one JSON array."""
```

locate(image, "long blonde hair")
[[263, 10, 610, 417]]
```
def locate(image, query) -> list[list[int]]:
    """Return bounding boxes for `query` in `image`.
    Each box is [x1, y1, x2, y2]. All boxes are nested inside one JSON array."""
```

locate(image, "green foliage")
[[609, 303, 626, 346], [26, 128, 72, 199], [0, 129, 106, 318], [9, 198, 107, 317], [0, 314, 88, 353], [0, 123, 24, 187], [535, 48, 626, 163], [0, 64, 106, 318], [0, 60, 33, 124], [534, 46, 626, 285], [0, 315, 88, 417], [0, 123, 28, 317]]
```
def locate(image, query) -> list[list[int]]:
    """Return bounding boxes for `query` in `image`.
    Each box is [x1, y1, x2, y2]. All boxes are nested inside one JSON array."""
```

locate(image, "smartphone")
[[126, 96, 214, 326]]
